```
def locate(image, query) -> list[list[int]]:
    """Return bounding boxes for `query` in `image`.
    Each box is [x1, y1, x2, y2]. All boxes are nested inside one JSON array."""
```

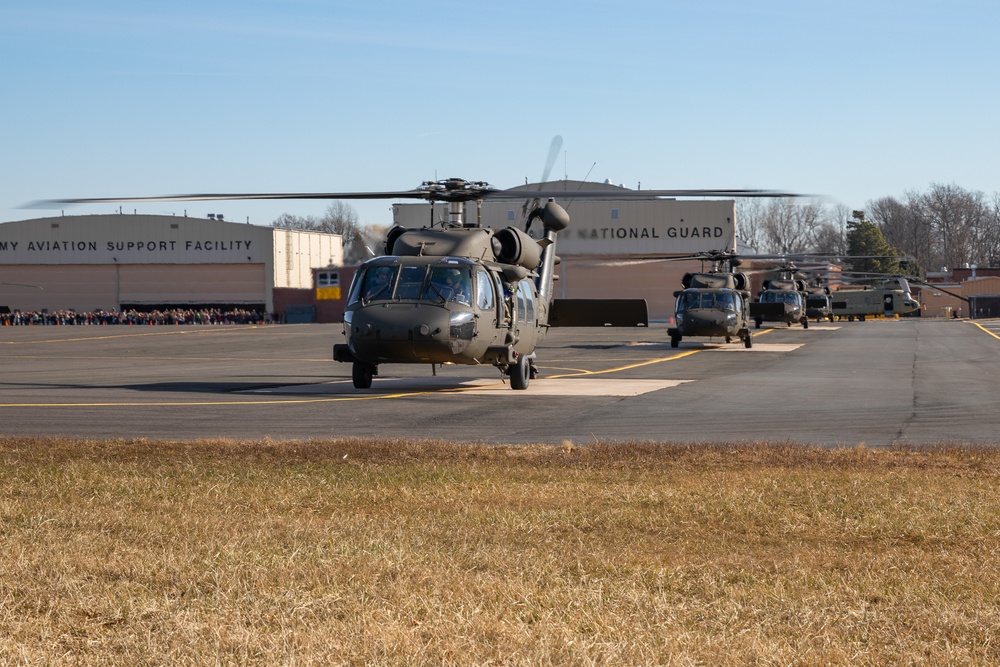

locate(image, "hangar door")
[[0, 263, 265, 312], [119, 264, 265, 307], [1, 264, 117, 312]]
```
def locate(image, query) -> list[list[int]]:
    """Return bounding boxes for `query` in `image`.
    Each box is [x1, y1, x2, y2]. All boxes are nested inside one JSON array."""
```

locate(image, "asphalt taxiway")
[[2, 319, 999, 446]]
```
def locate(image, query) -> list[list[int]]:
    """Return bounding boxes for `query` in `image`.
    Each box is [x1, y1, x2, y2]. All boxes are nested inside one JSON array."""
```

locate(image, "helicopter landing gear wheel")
[[802, 318, 809, 329], [725, 336, 732, 344], [754, 317, 762, 330], [744, 331, 753, 349], [510, 355, 531, 390], [670, 332, 680, 348], [352, 362, 375, 389]]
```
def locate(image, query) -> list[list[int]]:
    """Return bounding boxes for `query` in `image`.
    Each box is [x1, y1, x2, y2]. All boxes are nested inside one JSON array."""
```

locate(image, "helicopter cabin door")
[[512, 279, 538, 349]]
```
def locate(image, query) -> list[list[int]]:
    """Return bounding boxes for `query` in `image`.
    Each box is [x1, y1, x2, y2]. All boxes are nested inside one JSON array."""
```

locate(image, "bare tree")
[[735, 197, 766, 251], [984, 194, 1000, 267], [869, 192, 932, 272], [922, 183, 988, 271], [756, 199, 822, 254], [272, 201, 374, 264]]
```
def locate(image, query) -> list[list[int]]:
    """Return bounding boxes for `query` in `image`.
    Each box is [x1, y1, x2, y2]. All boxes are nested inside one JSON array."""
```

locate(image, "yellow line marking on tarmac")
[[0, 388, 439, 408], [970, 320, 1000, 341], [0, 326, 263, 345], [547, 349, 703, 379]]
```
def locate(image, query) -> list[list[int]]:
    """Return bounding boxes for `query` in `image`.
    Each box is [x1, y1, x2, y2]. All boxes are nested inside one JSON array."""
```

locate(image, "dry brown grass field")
[[1, 437, 997, 666]]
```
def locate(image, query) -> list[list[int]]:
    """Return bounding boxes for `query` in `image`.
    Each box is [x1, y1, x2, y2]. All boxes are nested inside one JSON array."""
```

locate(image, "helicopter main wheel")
[[744, 331, 753, 349], [670, 332, 681, 348], [352, 362, 375, 389], [725, 336, 732, 344], [754, 317, 762, 330], [802, 318, 809, 329], [510, 355, 531, 390]]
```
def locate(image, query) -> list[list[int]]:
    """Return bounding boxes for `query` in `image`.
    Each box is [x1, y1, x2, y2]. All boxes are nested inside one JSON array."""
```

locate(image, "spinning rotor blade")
[[523, 135, 565, 227], [27, 185, 491, 208], [541, 135, 563, 184], [28, 177, 806, 210]]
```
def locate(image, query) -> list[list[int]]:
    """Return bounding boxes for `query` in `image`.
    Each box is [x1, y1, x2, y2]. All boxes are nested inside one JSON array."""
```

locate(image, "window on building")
[[318, 271, 340, 287]]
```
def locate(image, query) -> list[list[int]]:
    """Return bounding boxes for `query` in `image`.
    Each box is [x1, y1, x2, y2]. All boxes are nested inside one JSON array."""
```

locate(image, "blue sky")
[[3, 0, 998, 228]]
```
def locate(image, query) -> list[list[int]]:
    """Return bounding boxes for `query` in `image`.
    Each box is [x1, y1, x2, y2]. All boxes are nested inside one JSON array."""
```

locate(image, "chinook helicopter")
[[826, 272, 922, 320], [666, 250, 754, 348], [33, 160, 799, 389]]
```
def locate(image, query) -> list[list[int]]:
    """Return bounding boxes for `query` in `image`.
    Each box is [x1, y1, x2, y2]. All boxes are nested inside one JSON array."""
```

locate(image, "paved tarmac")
[[2, 318, 999, 446]]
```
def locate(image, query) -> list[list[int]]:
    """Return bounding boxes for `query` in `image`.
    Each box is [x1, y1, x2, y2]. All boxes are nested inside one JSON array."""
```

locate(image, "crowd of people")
[[1, 308, 275, 327]]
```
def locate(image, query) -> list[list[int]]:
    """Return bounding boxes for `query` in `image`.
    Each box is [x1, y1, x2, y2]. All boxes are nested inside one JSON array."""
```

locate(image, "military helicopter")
[[803, 284, 835, 322], [665, 250, 754, 348], [826, 272, 922, 320], [34, 158, 799, 389], [750, 263, 811, 329], [333, 178, 571, 389]]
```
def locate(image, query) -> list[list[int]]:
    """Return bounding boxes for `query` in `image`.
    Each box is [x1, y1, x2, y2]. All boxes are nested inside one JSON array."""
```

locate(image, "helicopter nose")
[[348, 304, 471, 363]]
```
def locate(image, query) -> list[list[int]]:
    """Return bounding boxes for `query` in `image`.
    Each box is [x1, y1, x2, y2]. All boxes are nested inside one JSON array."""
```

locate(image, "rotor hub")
[[419, 178, 496, 203]]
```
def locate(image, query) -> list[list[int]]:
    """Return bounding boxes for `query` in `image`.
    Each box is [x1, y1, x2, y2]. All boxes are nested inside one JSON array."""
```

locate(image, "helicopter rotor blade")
[[540, 135, 563, 184], [27, 184, 806, 210], [522, 135, 566, 229], [26, 189, 447, 208]]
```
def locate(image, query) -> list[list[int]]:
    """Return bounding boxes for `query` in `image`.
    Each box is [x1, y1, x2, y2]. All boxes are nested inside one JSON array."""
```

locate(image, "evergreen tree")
[[845, 210, 901, 277]]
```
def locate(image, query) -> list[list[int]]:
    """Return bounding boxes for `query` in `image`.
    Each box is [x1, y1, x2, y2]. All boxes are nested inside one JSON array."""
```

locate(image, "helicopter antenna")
[[562, 161, 597, 213]]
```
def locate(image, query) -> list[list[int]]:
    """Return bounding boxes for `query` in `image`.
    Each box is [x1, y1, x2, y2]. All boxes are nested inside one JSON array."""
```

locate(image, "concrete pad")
[[712, 343, 803, 352], [248, 377, 690, 397]]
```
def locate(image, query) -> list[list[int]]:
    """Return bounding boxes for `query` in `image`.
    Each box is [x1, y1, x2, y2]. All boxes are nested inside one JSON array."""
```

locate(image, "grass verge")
[[1, 437, 998, 665]]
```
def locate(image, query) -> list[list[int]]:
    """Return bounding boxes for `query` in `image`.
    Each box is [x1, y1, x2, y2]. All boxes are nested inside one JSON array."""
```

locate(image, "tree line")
[[737, 183, 1000, 276]]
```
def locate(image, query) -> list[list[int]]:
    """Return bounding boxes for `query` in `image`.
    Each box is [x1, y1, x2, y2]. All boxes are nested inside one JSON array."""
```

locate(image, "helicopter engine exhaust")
[[493, 227, 543, 270]]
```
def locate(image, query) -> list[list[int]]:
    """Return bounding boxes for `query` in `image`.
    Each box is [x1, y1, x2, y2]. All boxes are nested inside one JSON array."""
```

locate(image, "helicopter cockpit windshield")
[[760, 290, 802, 306], [349, 263, 473, 306], [677, 290, 739, 312]]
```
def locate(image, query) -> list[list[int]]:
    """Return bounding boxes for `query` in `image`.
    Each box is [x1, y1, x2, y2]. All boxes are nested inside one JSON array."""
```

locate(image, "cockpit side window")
[[716, 292, 736, 311], [475, 270, 495, 310]]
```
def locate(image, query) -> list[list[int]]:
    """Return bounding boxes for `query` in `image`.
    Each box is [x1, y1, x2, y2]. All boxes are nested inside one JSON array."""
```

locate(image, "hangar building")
[[0, 214, 342, 316]]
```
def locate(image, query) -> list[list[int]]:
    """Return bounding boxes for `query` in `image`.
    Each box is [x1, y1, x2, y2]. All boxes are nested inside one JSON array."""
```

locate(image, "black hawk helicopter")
[[750, 263, 811, 329], [33, 160, 799, 389], [803, 283, 835, 322], [665, 250, 754, 348]]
